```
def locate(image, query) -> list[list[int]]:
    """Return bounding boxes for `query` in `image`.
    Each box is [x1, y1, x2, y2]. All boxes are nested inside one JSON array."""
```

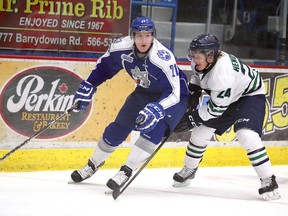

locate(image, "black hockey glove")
[[174, 109, 202, 133], [174, 83, 202, 133], [188, 83, 202, 110]]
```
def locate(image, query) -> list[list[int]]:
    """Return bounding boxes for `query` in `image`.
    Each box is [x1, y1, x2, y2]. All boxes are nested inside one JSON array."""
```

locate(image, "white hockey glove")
[[135, 102, 165, 134], [73, 80, 96, 112]]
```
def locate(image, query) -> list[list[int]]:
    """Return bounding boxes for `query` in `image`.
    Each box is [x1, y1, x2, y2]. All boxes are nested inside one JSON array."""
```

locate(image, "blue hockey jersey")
[[87, 36, 189, 113]]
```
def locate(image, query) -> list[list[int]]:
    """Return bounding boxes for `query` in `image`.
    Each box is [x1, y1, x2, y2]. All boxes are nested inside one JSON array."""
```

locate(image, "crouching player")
[[173, 33, 280, 200]]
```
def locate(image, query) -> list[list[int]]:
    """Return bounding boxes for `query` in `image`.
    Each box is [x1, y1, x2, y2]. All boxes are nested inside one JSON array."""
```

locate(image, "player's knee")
[[135, 135, 155, 154], [190, 125, 215, 147], [98, 137, 117, 153], [236, 128, 263, 152], [102, 122, 131, 147], [140, 120, 167, 144]]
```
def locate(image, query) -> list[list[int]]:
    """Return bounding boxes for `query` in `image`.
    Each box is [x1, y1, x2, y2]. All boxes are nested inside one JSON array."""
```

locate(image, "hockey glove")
[[73, 80, 96, 112], [135, 102, 165, 134], [174, 109, 202, 133], [188, 83, 202, 110]]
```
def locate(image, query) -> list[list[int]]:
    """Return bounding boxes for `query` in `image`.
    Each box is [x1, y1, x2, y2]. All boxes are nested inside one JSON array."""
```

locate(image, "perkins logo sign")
[[0, 66, 90, 139]]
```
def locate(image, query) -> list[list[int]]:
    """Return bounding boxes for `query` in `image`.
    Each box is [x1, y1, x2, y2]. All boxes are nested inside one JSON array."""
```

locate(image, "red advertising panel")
[[0, 0, 131, 53]]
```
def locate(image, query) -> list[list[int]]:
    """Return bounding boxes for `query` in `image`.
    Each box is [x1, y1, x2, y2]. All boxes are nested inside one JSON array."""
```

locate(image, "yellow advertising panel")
[[0, 59, 287, 171], [0, 58, 137, 172]]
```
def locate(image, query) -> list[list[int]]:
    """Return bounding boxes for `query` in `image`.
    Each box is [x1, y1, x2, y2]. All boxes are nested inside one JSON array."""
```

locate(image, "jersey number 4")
[[217, 88, 231, 98]]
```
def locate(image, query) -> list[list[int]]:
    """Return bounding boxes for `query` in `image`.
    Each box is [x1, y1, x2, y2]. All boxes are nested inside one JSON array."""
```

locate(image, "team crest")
[[131, 66, 151, 88], [113, 38, 123, 43], [157, 50, 171, 61]]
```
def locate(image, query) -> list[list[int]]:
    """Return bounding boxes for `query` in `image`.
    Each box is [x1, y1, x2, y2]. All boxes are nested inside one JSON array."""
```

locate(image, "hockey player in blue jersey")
[[173, 33, 280, 200], [69, 17, 189, 191]]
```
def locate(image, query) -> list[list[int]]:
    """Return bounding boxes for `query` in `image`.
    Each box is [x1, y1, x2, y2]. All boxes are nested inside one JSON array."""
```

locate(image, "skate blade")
[[104, 189, 113, 195], [67, 179, 78, 184], [172, 179, 191, 187], [261, 189, 281, 201]]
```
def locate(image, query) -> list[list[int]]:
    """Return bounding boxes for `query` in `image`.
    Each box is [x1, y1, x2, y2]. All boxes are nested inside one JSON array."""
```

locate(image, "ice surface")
[[0, 166, 287, 216]]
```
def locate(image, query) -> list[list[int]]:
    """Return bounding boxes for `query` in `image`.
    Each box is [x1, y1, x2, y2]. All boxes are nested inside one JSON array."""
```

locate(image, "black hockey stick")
[[112, 133, 171, 200], [0, 102, 79, 162]]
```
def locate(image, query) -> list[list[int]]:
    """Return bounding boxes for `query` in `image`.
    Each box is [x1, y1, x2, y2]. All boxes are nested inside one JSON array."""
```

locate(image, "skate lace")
[[112, 171, 129, 186], [178, 166, 195, 178], [261, 176, 272, 188], [79, 164, 95, 178]]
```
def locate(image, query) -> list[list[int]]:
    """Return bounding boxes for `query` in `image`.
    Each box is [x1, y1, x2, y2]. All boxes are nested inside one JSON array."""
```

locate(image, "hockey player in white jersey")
[[173, 33, 280, 200], [69, 17, 189, 192]]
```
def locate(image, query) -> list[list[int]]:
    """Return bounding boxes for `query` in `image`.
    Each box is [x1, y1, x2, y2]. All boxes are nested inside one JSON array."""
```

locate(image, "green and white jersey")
[[190, 51, 265, 121]]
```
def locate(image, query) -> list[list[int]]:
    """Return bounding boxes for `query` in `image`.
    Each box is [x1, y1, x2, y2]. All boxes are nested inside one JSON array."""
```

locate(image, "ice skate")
[[69, 160, 104, 183], [106, 165, 133, 191], [258, 175, 281, 200], [172, 166, 198, 187]]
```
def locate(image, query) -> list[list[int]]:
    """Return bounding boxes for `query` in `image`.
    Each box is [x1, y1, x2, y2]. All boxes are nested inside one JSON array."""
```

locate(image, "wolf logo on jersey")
[[131, 66, 151, 88]]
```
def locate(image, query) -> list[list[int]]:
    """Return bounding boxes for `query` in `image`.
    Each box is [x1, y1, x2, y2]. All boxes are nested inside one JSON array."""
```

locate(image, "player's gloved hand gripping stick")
[[72, 80, 96, 112], [174, 83, 203, 133], [0, 102, 80, 162], [135, 102, 165, 133], [174, 109, 202, 133]]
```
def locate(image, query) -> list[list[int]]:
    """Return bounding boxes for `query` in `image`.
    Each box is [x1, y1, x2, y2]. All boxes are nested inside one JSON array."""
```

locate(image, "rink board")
[[0, 145, 287, 171], [0, 59, 288, 171]]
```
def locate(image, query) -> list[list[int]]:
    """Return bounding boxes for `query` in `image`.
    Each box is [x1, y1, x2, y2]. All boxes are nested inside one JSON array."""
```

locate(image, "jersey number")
[[170, 64, 179, 77], [217, 88, 231, 98]]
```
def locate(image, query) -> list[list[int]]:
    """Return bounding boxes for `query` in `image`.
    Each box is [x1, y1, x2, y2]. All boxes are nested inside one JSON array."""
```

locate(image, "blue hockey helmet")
[[130, 17, 156, 37], [188, 33, 220, 60]]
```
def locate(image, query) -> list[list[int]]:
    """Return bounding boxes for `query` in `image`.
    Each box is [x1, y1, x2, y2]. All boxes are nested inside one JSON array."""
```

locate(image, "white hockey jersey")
[[190, 51, 265, 122]]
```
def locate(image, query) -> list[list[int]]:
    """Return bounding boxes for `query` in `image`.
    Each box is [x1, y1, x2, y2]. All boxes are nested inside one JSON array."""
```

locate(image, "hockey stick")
[[112, 133, 171, 200], [0, 103, 79, 162]]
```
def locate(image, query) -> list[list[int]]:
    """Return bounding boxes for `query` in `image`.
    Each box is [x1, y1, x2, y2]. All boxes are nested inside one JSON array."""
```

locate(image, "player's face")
[[133, 32, 154, 53], [188, 51, 213, 71], [188, 52, 208, 71]]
